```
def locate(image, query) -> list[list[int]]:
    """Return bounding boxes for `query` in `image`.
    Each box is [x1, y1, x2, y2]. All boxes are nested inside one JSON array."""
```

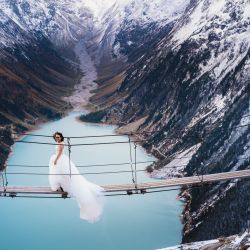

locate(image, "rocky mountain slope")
[[86, 0, 250, 243], [0, 37, 79, 169], [161, 231, 250, 250], [0, 1, 83, 169]]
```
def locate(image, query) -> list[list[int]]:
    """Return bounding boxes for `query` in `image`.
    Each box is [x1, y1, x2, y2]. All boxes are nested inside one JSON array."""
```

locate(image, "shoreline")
[[4, 108, 74, 169], [75, 115, 157, 160]]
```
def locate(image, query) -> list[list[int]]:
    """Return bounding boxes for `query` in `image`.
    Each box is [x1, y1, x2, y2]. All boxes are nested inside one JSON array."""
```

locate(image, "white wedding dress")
[[48, 142, 105, 222]]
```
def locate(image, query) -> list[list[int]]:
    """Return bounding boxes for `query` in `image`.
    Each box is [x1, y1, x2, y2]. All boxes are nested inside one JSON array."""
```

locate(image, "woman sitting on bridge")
[[48, 132, 105, 223]]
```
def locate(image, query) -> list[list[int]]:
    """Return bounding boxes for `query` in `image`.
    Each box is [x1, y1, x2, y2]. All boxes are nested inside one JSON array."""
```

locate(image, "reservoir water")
[[1, 111, 182, 250]]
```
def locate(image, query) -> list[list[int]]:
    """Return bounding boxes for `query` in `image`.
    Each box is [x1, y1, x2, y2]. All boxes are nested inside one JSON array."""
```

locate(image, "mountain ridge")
[[0, 0, 250, 244]]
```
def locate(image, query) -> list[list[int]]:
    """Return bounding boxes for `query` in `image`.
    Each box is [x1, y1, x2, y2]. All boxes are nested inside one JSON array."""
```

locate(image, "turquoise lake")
[[1, 111, 182, 250]]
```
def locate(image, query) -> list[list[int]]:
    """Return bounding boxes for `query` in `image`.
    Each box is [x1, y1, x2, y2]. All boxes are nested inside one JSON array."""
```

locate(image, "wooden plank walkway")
[[1, 169, 250, 197]]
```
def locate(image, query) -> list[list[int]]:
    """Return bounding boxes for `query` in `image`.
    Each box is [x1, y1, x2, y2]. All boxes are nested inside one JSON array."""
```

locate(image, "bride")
[[48, 132, 105, 222]]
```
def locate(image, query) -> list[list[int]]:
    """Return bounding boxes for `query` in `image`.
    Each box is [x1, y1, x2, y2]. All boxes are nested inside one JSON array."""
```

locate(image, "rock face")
[[88, 0, 250, 243]]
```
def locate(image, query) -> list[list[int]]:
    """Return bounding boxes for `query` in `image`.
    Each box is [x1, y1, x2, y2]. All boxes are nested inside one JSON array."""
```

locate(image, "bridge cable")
[[14, 140, 144, 146], [6, 160, 156, 168], [4, 169, 146, 176], [11, 131, 158, 138]]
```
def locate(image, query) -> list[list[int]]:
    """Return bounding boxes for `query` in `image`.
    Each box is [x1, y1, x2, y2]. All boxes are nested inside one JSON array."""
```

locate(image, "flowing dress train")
[[49, 142, 105, 222]]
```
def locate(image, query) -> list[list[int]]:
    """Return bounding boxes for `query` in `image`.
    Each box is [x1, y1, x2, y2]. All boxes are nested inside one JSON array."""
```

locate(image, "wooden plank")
[[0, 169, 250, 195]]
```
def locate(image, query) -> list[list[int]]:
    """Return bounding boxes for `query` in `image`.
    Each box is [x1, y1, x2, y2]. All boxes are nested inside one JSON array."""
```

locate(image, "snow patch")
[[151, 143, 201, 178]]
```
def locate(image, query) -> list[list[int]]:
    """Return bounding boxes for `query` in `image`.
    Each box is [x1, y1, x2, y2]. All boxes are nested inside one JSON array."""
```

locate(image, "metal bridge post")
[[0, 172, 4, 196], [134, 142, 138, 191], [128, 135, 135, 187], [1, 166, 8, 196], [67, 137, 72, 179]]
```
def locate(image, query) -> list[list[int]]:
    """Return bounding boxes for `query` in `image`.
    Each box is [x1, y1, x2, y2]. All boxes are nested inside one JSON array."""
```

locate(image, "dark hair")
[[53, 132, 64, 141]]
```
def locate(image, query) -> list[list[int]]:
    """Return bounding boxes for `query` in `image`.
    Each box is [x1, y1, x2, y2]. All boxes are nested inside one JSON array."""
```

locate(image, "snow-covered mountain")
[[0, 0, 93, 48], [86, 0, 250, 243], [1, 0, 250, 245], [0, 0, 189, 60]]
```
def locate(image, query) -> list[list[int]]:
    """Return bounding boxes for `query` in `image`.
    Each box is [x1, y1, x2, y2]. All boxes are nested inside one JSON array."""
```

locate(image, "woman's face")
[[54, 134, 62, 143]]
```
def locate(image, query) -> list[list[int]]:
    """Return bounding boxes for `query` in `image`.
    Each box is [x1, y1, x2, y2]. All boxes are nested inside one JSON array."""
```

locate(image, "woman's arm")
[[54, 144, 64, 166]]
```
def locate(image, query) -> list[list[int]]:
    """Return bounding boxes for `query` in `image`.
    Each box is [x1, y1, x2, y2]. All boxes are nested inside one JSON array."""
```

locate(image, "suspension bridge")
[[1, 169, 250, 198], [1, 126, 250, 198]]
